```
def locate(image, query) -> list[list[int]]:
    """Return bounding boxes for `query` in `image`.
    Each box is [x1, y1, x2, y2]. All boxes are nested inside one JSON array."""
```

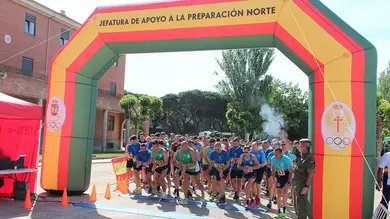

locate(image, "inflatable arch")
[[41, 0, 377, 218]]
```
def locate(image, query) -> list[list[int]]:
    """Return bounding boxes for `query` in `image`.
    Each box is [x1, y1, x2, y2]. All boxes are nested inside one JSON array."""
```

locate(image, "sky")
[[35, 0, 390, 97]]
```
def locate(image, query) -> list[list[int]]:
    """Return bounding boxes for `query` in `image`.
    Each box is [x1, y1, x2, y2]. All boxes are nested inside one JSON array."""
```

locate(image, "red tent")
[[0, 92, 42, 197]]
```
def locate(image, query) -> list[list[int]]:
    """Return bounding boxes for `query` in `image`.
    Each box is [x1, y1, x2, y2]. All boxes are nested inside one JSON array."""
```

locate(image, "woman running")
[[188, 140, 205, 199], [150, 139, 169, 199], [238, 146, 260, 209]]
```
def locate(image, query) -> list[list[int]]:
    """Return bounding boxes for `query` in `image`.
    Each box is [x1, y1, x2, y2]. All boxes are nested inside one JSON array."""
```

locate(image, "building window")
[[60, 29, 70, 46], [21, 57, 33, 76], [24, 13, 36, 36], [110, 82, 116, 96], [108, 115, 115, 131]]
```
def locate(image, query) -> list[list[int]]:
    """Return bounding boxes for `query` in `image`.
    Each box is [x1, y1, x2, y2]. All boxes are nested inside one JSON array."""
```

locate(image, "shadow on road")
[[0, 192, 111, 219]]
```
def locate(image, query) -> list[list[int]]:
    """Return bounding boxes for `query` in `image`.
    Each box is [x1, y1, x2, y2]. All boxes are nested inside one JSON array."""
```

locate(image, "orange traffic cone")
[[61, 188, 68, 207], [24, 189, 32, 209], [104, 183, 111, 200], [90, 185, 97, 202]]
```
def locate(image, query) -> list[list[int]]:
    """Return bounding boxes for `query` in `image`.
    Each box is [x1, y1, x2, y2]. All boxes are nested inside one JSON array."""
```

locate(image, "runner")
[[229, 137, 244, 202], [271, 147, 293, 218], [265, 139, 279, 208], [209, 142, 231, 203], [206, 138, 217, 195], [150, 139, 169, 199], [134, 143, 152, 195], [138, 132, 147, 144], [175, 141, 198, 204], [167, 133, 175, 148], [221, 138, 231, 187], [188, 139, 205, 199], [200, 136, 210, 185], [251, 141, 267, 205], [238, 146, 260, 209], [125, 135, 140, 187]]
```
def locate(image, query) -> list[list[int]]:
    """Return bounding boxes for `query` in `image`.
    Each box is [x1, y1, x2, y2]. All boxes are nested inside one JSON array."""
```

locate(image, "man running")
[[271, 147, 293, 218], [126, 136, 140, 186], [138, 132, 147, 144], [229, 137, 244, 202], [175, 141, 198, 204], [238, 146, 260, 209], [134, 143, 152, 195], [209, 142, 231, 203], [251, 141, 267, 205]]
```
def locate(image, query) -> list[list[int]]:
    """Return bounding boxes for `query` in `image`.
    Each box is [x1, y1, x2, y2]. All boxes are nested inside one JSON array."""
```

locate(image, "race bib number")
[[155, 160, 164, 166], [277, 170, 285, 176]]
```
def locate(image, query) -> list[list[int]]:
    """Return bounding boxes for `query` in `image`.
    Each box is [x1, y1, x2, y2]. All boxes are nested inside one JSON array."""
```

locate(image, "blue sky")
[[36, 0, 390, 97]]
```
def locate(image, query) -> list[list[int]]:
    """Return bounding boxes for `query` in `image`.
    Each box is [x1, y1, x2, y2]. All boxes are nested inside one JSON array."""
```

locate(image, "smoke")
[[260, 104, 285, 137]]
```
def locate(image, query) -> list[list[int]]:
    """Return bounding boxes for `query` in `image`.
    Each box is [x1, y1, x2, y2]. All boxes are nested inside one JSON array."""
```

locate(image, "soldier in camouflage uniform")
[[281, 132, 315, 219]]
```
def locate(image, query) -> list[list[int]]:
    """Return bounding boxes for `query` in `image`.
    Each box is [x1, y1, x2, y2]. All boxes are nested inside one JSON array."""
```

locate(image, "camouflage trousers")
[[294, 186, 311, 219]]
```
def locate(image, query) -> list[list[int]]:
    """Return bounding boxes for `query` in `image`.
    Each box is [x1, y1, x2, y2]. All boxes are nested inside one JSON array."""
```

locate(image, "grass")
[[92, 152, 125, 158]]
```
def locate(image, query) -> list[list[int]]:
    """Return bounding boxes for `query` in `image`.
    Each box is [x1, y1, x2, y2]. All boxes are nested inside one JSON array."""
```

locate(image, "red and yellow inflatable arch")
[[42, 0, 377, 218]]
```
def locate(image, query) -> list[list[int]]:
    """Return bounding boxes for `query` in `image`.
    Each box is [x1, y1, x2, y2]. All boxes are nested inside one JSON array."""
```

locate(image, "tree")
[[378, 61, 390, 101], [161, 90, 229, 134], [216, 48, 275, 138], [376, 62, 390, 164], [120, 94, 163, 136], [267, 80, 309, 140], [120, 94, 138, 141], [148, 96, 164, 131]]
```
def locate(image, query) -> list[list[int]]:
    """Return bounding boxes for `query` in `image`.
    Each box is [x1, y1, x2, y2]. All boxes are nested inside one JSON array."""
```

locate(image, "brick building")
[[0, 0, 125, 152]]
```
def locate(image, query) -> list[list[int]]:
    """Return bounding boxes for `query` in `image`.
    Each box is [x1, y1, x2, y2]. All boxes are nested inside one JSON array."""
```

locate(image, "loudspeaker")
[[14, 181, 28, 200], [16, 155, 26, 169]]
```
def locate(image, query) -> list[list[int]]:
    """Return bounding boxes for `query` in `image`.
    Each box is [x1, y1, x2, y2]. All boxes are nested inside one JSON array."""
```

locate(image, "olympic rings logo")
[[326, 137, 351, 148]]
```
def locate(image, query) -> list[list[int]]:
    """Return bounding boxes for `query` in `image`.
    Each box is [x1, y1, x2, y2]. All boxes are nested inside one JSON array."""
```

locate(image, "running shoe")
[[282, 206, 287, 216], [161, 192, 168, 199], [233, 192, 239, 202], [218, 195, 226, 204], [275, 209, 284, 218], [255, 196, 260, 205], [267, 200, 272, 209], [209, 193, 218, 202], [244, 200, 250, 209], [245, 199, 255, 209], [180, 198, 189, 205]]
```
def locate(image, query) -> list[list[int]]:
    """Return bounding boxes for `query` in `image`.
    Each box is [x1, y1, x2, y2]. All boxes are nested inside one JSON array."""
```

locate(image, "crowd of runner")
[[125, 131, 312, 218]]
